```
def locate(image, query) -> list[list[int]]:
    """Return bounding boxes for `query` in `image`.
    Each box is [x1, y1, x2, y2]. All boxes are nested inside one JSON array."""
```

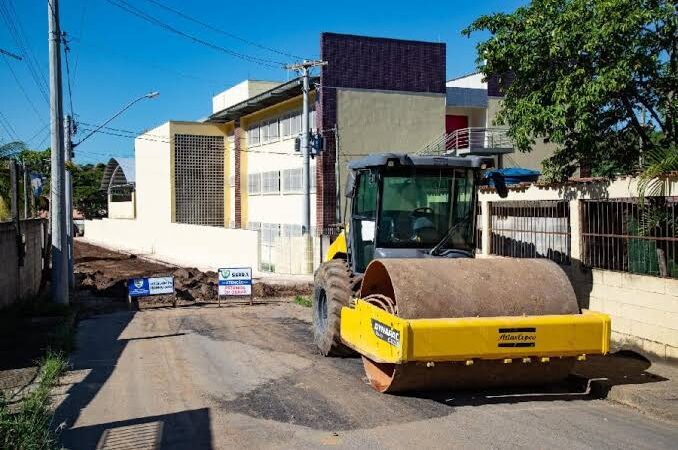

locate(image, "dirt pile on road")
[[75, 241, 312, 303]]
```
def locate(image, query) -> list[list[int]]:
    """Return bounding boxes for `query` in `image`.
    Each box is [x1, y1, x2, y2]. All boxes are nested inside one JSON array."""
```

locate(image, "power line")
[[139, 0, 304, 60], [103, 0, 284, 68], [77, 125, 304, 157], [0, 47, 21, 60], [69, 37, 226, 87], [78, 122, 171, 140], [0, 111, 19, 141], [71, 1, 89, 83], [62, 33, 75, 119], [27, 123, 51, 145], [1, 53, 45, 121], [0, 0, 50, 103]]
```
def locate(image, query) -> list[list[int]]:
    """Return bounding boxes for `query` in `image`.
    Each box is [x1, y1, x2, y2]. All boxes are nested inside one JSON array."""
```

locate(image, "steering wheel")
[[410, 207, 434, 218]]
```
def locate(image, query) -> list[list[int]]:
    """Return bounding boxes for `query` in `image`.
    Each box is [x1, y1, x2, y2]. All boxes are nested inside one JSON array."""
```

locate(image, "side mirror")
[[490, 172, 509, 198]]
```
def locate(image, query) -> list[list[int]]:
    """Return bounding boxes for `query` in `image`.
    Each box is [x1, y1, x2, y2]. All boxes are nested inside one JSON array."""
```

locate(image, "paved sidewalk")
[[573, 352, 677, 423]]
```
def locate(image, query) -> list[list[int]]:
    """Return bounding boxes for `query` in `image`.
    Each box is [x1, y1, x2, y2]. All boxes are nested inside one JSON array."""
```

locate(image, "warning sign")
[[218, 268, 252, 296]]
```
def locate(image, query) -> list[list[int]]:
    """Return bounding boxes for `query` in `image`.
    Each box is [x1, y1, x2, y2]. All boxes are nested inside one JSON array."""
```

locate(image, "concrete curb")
[[585, 363, 677, 423]]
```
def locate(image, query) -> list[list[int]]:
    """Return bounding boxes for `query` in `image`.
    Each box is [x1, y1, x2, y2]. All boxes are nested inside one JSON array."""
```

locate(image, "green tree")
[[464, 0, 677, 181], [2, 146, 109, 220], [72, 163, 108, 219], [0, 141, 27, 221]]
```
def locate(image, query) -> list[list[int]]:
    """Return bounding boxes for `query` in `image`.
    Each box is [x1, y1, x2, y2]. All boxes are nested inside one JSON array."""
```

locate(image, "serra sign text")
[[218, 267, 252, 296]]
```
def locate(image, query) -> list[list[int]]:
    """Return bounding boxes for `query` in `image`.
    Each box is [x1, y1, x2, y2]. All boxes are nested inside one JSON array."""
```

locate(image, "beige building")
[[88, 32, 556, 274]]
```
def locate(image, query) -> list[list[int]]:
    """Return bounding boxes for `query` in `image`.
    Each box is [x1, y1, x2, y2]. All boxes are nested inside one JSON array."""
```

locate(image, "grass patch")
[[48, 308, 77, 355], [0, 297, 77, 449], [294, 295, 312, 307], [0, 352, 68, 449]]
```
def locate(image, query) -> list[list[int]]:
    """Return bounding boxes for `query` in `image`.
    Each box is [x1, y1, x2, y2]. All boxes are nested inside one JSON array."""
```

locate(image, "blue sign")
[[218, 268, 252, 296], [30, 172, 43, 198], [128, 276, 174, 298]]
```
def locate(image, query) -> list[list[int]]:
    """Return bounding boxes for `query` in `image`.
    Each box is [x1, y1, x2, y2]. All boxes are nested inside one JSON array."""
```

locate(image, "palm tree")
[[637, 145, 678, 203]]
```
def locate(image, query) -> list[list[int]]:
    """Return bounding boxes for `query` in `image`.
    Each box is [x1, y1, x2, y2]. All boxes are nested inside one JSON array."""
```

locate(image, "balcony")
[[419, 127, 514, 156]]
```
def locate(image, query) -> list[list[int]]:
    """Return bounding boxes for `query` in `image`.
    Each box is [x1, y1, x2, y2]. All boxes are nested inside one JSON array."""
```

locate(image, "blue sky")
[[1, 0, 525, 164]]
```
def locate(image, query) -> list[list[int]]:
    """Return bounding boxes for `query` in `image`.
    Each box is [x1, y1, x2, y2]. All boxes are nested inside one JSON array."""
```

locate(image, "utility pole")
[[48, 0, 68, 305], [284, 60, 326, 273], [64, 115, 74, 288], [23, 163, 29, 219]]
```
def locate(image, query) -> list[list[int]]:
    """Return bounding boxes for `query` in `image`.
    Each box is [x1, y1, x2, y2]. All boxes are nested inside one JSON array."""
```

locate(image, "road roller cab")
[[314, 153, 611, 393], [337, 153, 493, 273]]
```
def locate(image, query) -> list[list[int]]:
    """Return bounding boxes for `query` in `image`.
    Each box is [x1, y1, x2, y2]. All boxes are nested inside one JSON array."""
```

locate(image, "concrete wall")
[[447, 73, 486, 89], [478, 176, 678, 360], [212, 80, 281, 114], [135, 123, 172, 225], [337, 88, 445, 156], [0, 219, 46, 308], [446, 105, 487, 128], [108, 192, 136, 219], [336, 88, 446, 215], [446, 87, 488, 109], [570, 269, 678, 359], [84, 218, 259, 272]]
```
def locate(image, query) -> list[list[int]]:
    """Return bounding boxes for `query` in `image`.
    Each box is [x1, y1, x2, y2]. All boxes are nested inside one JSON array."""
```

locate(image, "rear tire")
[[313, 260, 356, 356]]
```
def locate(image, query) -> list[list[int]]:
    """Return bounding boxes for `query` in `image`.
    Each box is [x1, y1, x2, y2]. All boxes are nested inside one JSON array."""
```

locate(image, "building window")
[[261, 170, 280, 194], [261, 223, 280, 242], [247, 125, 260, 146], [291, 111, 301, 136], [248, 173, 261, 195], [282, 168, 303, 193], [268, 119, 279, 141], [281, 114, 291, 138], [260, 122, 269, 143], [280, 165, 316, 193], [282, 223, 303, 237], [174, 134, 224, 227]]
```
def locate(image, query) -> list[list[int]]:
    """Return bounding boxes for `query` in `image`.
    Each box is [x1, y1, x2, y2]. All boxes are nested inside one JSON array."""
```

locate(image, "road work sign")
[[218, 268, 252, 296], [128, 276, 175, 297]]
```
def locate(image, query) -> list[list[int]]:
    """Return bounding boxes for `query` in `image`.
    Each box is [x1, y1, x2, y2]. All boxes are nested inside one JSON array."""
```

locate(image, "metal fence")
[[249, 222, 322, 274], [490, 200, 571, 265], [475, 207, 483, 254], [582, 197, 678, 278], [419, 127, 513, 155]]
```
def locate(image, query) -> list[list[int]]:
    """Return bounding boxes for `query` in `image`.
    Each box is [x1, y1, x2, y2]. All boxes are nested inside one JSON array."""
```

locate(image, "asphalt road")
[[53, 302, 677, 450]]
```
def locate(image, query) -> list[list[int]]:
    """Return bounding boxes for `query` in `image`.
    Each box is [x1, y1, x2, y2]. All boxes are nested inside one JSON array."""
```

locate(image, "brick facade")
[[316, 33, 446, 232]]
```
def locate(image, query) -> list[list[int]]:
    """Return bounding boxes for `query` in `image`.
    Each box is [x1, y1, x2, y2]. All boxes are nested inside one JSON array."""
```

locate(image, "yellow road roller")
[[313, 153, 610, 393]]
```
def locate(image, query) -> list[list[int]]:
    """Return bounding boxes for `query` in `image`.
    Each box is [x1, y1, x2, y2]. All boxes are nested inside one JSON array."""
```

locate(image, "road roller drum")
[[356, 258, 580, 392]]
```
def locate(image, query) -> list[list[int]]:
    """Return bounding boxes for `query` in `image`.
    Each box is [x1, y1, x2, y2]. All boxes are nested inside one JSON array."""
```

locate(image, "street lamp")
[[64, 91, 159, 289], [73, 91, 160, 148]]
